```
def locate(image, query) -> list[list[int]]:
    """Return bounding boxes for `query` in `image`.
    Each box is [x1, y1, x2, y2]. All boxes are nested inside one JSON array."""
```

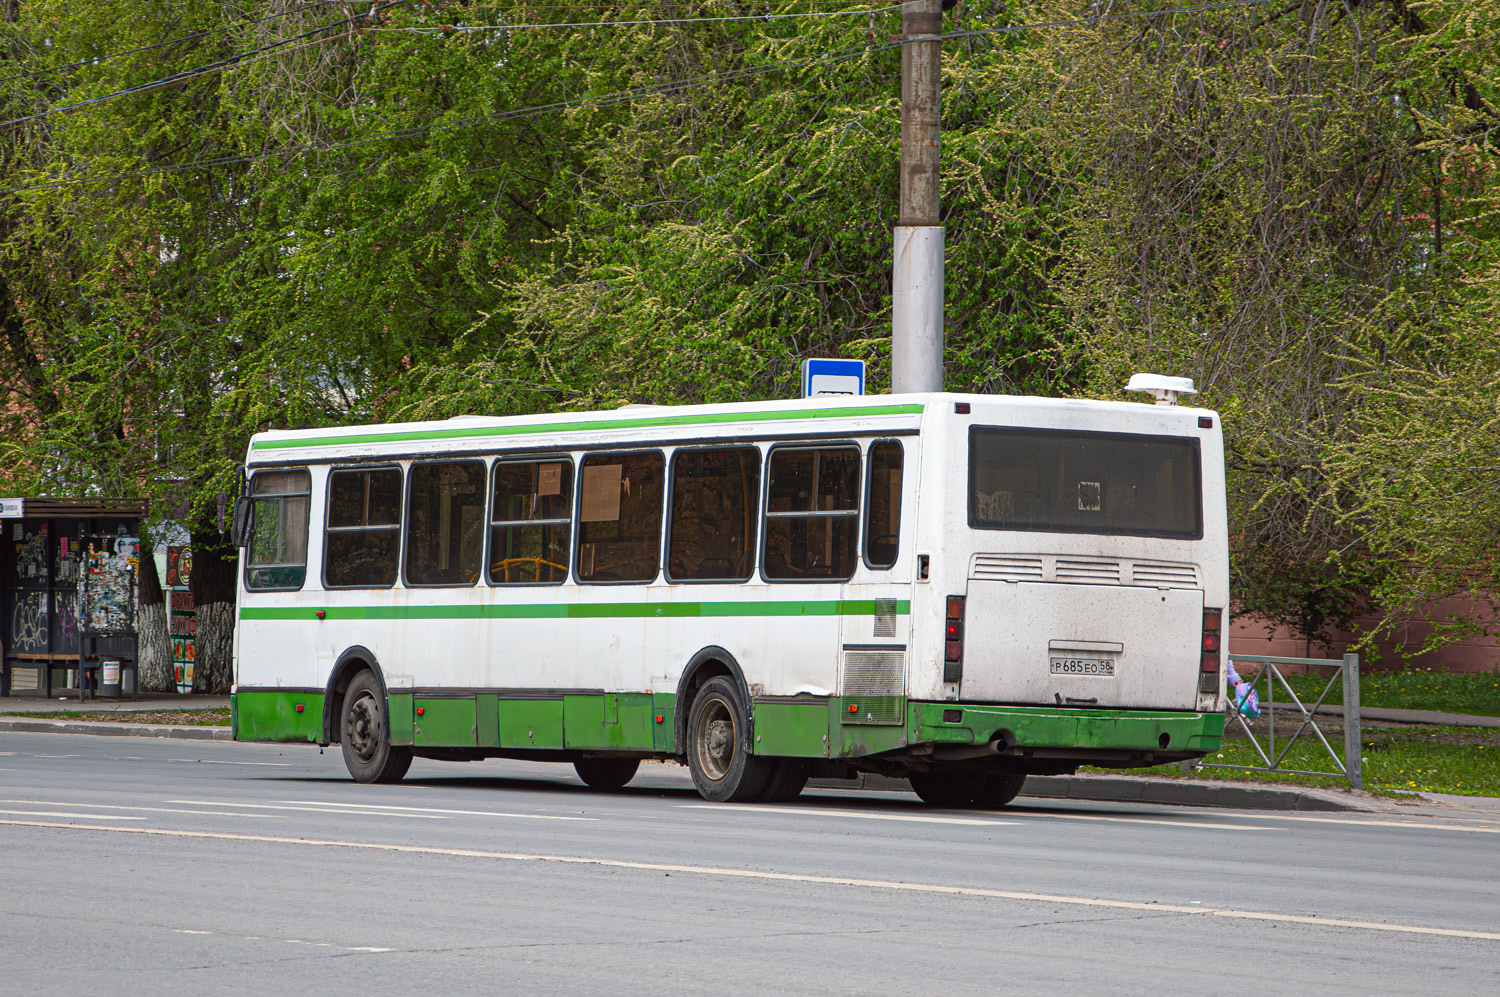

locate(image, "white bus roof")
[[244, 392, 1215, 464]]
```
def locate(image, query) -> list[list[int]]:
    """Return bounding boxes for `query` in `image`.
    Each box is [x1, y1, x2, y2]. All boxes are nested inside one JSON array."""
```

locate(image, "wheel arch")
[[673, 645, 751, 757], [322, 646, 387, 744]]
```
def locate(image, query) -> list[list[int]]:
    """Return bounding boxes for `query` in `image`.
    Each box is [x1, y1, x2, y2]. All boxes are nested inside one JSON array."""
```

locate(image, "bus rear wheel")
[[340, 670, 412, 784], [974, 771, 1027, 809], [756, 758, 809, 803], [686, 675, 769, 802], [574, 757, 640, 790], [908, 770, 984, 808]]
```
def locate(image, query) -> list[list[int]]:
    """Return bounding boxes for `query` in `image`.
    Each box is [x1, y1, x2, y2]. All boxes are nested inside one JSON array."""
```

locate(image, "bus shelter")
[[1, 497, 146, 698]]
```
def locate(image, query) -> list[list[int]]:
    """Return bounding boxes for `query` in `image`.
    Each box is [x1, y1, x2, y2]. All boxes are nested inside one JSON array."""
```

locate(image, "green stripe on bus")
[[250, 403, 925, 451], [239, 599, 910, 622]]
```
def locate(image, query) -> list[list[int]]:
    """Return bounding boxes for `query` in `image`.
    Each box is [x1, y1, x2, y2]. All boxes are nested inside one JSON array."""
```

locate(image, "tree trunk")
[[190, 524, 237, 694], [136, 543, 175, 693]]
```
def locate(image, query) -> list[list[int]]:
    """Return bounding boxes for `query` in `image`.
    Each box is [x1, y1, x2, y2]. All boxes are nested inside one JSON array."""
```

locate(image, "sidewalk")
[[0, 693, 232, 741]]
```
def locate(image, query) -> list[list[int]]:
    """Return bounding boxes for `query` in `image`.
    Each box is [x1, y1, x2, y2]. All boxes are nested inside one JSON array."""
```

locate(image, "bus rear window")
[[969, 427, 1201, 539]]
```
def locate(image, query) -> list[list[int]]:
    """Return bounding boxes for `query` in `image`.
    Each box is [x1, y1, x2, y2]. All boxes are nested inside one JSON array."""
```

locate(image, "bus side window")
[[577, 451, 665, 583], [405, 461, 486, 587], [246, 469, 310, 590], [864, 441, 903, 569], [324, 467, 402, 588], [667, 447, 760, 582], [763, 446, 860, 581], [490, 458, 573, 585]]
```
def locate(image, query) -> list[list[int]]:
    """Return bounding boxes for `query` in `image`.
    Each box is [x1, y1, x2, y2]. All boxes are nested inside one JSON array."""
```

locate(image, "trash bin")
[[100, 660, 122, 698]]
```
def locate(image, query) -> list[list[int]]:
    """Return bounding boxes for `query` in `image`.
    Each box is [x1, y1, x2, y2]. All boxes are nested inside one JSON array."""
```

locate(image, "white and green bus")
[[231, 385, 1227, 806]]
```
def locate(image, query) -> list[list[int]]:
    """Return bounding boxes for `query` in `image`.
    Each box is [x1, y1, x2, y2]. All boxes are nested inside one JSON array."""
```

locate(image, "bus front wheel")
[[686, 675, 769, 802], [340, 670, 413, 784]]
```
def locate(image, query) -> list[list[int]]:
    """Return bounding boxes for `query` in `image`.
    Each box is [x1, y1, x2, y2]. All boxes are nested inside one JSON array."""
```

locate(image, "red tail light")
[[1199, 609, 1222, 693], [944, 596, 964, 683]]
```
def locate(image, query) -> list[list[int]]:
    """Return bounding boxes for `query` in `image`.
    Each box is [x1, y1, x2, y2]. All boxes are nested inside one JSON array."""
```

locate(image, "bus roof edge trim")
[[251, 402, 927, 452]]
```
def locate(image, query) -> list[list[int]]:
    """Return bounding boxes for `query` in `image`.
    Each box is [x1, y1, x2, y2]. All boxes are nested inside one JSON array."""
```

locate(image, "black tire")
[[574, 757, 640, 790], [909, 769, 985, 808], [973, 771, 1027, 809], [756, 758, 809, 803], [340, 670, 412, 784], [686, 675, 770, 802]]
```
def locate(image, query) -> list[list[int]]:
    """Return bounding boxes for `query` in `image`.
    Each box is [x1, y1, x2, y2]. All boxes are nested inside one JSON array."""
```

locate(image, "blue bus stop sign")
[[801, 358, 866, 398]]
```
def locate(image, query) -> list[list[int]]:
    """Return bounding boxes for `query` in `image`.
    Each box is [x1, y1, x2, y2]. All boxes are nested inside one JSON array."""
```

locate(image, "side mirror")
[[231, 495, 253, 548]]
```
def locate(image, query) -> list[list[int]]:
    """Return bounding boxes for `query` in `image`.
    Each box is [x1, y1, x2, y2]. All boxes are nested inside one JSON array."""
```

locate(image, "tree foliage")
[[0, 1, 1498, 678]]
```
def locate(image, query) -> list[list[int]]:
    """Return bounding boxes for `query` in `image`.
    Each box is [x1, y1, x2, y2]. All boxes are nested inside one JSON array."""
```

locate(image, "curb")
[[0, 718, 231, 741]]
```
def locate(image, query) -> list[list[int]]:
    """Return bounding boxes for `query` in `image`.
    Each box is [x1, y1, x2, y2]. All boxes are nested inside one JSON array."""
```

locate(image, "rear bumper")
[[910, 701, 1224, 757]]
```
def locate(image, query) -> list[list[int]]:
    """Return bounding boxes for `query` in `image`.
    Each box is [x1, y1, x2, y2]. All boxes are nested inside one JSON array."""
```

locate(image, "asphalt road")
[[1, 732, 1497, 995]]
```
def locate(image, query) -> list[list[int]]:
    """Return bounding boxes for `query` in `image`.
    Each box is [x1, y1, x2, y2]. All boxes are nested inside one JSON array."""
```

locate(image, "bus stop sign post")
[[802, 358, 866, 398]]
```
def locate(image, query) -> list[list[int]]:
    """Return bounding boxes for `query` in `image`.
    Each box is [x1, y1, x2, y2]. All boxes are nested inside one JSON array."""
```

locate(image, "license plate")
[[1050, 657, 1115, 677]]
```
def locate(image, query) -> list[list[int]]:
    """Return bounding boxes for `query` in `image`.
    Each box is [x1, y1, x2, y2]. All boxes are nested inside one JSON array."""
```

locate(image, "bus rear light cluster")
[[1199, 609, 1222, 694], [944, 596, 965, 683]]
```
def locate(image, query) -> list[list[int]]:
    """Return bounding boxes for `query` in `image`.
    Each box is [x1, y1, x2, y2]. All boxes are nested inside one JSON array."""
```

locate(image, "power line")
[[0, 1, 380, 86], [378, 4, 900, 32], [11, 39, 893, 195], [942, 0, 1277, 43], [7, 0, 1285, 193], [0, 1, 412, 130]]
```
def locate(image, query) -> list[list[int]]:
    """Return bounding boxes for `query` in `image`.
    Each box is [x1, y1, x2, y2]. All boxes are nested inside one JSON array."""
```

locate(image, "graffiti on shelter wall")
[[53, 590, 79, 653], [80, 536, 139, 636], [10, 590, 49, 654]]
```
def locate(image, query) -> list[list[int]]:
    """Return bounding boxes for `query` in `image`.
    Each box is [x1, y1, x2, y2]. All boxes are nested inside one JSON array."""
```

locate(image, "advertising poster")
[[167, 545, 195, 694]]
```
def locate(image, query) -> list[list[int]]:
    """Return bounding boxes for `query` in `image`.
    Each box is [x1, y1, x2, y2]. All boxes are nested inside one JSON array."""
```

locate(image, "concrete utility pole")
[[891, 0, 944, 394]]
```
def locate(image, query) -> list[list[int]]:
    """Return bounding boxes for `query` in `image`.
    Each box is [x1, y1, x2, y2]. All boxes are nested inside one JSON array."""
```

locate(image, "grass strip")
[[1100, 723, 1500, 798], [7, 709, 231, 727]]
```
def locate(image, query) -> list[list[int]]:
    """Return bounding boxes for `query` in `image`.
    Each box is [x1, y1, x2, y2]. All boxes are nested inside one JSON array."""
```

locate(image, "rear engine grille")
[[1131, 562, 1200, 588], [970, 554, 1202, 591], [873, 598, 898, 638], [971, 554, 1044, 582], [841, 650, 905, 725], [1055, 559, 1122, 584]]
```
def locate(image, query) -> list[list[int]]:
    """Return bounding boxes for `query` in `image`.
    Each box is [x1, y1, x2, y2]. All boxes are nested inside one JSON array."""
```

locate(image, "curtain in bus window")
[[490, 459, 573, 584], [668, 448, 760, 581], [763, 446, 860, 580], [577, 452, 665, 583], [405, 461, 485, 586], [864, 441, 903, 568], [968, 427, 1202, 539], [325, 467, 402, 587], [247, 469, 310, 590]]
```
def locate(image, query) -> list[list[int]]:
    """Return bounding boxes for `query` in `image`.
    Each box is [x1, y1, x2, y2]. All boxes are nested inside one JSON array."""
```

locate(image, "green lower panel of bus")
[[908, 702, 1225, 753], [233, 688, 1223, 761], [232, 691, 325, 743]]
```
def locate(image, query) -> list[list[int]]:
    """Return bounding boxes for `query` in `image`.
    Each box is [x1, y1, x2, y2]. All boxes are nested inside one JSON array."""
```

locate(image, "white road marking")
[[4, 818, 1497, 942], [171, 927, 391, 952], [681, 804, 1015, 827], [274, 799, 599, 821], [0, 799, 286, 819], [1226, 813, 1500, 834], [161, 801, 446, 819], [0, 809, 143, 820], [1007, 811, 1271, 832], [33, 754, 81, 759], [168, 759, 294, 766]]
